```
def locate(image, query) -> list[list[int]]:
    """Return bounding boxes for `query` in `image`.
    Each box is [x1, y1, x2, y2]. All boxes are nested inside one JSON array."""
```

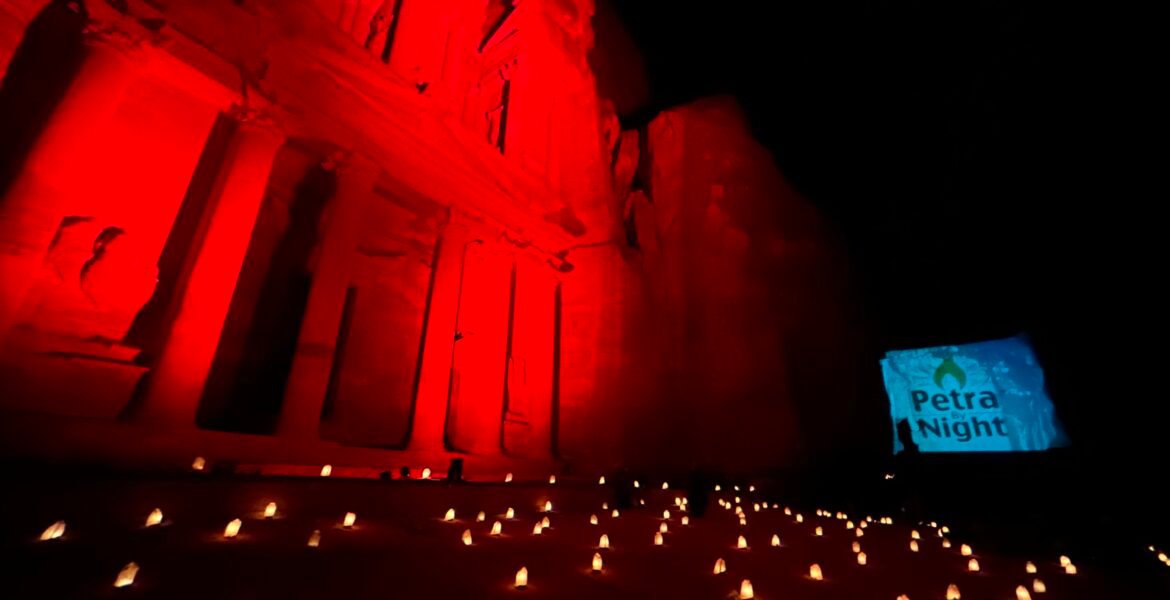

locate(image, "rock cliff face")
[[557, 97, 859, 472]]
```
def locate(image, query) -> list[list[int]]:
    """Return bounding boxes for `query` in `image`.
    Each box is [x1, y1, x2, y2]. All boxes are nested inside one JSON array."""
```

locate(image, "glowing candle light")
[[654, 532, 664, 546], [715, 485, 721, 491], [549, 475, 556, 485], [308, 529, 321, 547], [639, 499, 646, 506], [662, 482, 669, 490], [320, 464, 332, 477], [599, 534, 610, 549], [941, 526, 950, 534], [796, 514, 804, 523], [1064, 564, 1077, 575], [444, 508, 456, 522], [602, 502, 609, 510], [462, 529, 472, 546], [897, 595, 910, 600], [846, 520, 854, 529], [753, 503, 760, 513], [505, 472, 513, 482], [343, 512, 356, 528], [857, 551, 867, 565], [515, 567, 528, 589], [809, 564, 823, 580], [1159, 552, 1168, 562], [682, 516, 690, 525], [739, 579, 755, 599], [145, 508, 163, 527], [734, 486, 740, 491], [533, 522, 543, 535], [947, 584, 961, 599], [663, 510, 670, 520], [762, 502, 769, 509], [815, 526, 823, 536], [772, 534, 781, 547], [942, 538, 952, 549], [590, 514, 598, 525], [475, 511, 486, 522], [113, 562, 138, 588], [611, 508, 620, 518], [599, 476, 606, 485], [784, 507, 792, 516], [634, 480, 640, 488], [739, 518, 747, 526], [660, 522, 669, 534], [224, 518, 242, 538], [967, 558, 980, 572], [592, 552, 603, 573], [855, 528, 864, 537], [930, 521, 938, 528], [910, 540, 919, 552], [912, 530, 921, 540], [491, 521, 502, 535], [749, 485, 756, 492], [1032, 579, 1046, 593], [192, 457, 206, 471], [1016, 586, 1032, 600], [541, 516, 550, 529], [960, 544, 972, 556], [714, 558, 727, 574], [264, 502, 277, 519], [543, 501, 553, 513], [735, 496, 741, 504], [1025, 561, 1037, 573], [1059, 555, 1071, 567], [852, 541, 861, 553], [737, 535, 748, 549], [421, 467, 431, 479]]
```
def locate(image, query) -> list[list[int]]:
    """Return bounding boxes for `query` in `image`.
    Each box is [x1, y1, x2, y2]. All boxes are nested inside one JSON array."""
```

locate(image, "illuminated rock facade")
[[0, 0, 851, 474]]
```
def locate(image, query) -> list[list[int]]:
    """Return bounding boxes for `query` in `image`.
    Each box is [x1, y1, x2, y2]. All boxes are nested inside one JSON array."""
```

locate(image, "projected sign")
[[881, 336, 1068, 453]]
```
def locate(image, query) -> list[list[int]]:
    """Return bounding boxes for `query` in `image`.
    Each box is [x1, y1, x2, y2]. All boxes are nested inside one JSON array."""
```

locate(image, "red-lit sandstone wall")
[[0, 0, 856, 476], [558, 98, 856, 473]]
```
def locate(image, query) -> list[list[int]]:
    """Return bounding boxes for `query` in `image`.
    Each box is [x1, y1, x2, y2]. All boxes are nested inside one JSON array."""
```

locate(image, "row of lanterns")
[[37, 460, 1125, 595]]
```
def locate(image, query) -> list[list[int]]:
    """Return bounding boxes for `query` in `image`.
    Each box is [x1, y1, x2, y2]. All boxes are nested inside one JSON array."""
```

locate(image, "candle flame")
[[113, 562, 138, 588], [145, 508, 163, 527], [809, 563, 823, 581], [515, 566, 528, 588], [491, 521, 502, 535], [343, 512, 356, 528], [320, 464, 332, 477], [264, 502, 277, 519], [224, 518, 242, 538], [592, 552, 603, 573], [739, 579, 754, 599]]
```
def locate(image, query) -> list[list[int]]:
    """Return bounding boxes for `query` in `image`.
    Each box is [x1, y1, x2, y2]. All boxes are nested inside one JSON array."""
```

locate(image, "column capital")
[[225, 103, 282, 131], [82, 20, 151, 62]]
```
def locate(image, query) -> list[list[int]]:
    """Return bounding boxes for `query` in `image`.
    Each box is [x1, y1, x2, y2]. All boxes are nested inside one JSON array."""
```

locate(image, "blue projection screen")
[[882, 336, 1068, 453]]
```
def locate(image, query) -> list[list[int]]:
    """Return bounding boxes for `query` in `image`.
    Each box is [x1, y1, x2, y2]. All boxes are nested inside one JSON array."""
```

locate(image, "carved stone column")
[[0, 22, 146, 342], [276, 155, 379, 440], [406, 215, 476, 453], [129, 106, 283, 427]]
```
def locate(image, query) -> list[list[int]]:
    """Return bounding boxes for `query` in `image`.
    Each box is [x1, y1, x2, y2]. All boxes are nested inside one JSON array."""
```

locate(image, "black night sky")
[[600, 1, 1154, 464]]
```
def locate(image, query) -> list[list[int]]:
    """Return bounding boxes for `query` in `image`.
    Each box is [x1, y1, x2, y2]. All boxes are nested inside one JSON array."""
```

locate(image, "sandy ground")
[[3, 473, 1165, 599]]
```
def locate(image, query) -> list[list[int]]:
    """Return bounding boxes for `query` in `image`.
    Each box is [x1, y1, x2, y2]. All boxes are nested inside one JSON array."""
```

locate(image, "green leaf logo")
[[933, 356, 967, 389]]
